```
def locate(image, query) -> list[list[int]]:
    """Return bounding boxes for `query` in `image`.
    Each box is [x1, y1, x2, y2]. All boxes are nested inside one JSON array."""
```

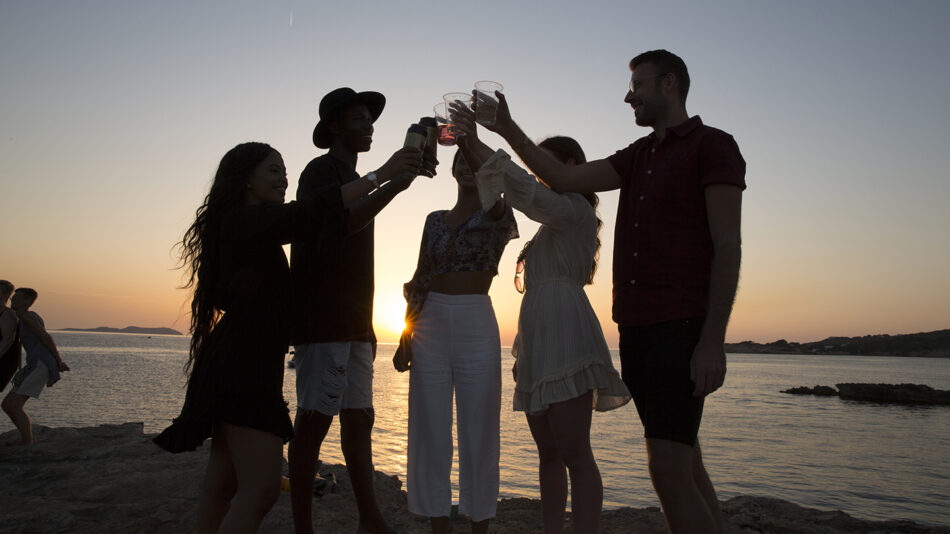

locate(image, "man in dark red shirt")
[[481, 50, 745, 533]]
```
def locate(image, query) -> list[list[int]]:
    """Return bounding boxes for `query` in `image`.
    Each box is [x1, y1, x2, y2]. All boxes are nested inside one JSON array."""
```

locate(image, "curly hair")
[[517, 136, 602, 285], [178, 142, 276, 375], [0, 280, 13, 300]]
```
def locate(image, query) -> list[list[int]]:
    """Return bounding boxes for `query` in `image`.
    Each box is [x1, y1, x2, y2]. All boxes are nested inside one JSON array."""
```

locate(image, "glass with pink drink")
[[433, 102, 455, 146]]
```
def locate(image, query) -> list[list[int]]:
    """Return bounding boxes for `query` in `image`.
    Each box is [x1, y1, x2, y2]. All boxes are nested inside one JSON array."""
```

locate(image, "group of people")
[[1, 281, 70, 446], [155, 49, 745, 534]]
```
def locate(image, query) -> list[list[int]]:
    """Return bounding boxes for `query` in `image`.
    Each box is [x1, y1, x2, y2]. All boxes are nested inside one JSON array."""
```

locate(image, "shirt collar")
[[648, 115, 703, 142]]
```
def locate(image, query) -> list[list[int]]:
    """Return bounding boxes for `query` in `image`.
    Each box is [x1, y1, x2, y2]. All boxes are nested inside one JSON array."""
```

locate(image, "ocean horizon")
[[2, 331, 948, 526]]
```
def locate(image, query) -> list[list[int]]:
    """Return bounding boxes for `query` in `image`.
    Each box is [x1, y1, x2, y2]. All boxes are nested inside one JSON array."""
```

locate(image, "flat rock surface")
[[837, 383, 950, 405], [1, 424, 947, 533]]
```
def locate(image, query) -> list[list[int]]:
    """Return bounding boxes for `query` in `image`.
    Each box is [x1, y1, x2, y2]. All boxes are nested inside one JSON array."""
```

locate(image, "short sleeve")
[[606, 144, 637, 182], [699, 130, 746, 190], [298, 156, 343, 200]]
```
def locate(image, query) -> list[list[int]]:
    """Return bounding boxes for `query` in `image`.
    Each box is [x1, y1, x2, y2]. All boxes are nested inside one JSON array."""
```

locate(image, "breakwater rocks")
[[783, 385, 839, 396], [2, 424, 948, 533], [783, 383, 950, 405]]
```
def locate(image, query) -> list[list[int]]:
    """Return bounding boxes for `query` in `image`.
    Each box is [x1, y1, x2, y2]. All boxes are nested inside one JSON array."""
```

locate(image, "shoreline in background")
[[726, 328, 950, 358], [60, 326, 183, 336], [49, 328, 950, 358]]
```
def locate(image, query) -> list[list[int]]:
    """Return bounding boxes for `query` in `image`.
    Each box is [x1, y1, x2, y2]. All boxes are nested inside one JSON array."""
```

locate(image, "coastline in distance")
[[60, 326, 183, 336]]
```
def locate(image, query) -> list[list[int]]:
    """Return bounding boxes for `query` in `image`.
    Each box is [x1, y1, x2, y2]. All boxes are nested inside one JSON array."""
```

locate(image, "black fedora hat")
[[312, 87, 386, 148]]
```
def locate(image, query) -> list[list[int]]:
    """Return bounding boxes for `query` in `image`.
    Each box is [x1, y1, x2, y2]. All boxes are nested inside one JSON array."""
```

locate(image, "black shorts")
[[619, 317, 705, 447]]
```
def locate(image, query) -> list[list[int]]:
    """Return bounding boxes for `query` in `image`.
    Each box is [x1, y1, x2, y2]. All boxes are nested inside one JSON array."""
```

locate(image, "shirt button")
[[651, 148, 655, 153], [647, 170, 652, 174], [639, 195, 644, 200], [633, 252, 638, 257], [634, 223, 639, 228], [630, 279, 636, 285]]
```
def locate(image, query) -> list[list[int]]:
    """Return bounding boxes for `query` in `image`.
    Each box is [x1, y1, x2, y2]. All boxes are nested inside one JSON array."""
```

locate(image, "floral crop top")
[[403, 206, 518, 324]]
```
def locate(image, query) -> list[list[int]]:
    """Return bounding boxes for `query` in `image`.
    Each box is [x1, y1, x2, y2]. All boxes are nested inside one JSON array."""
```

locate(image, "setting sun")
[[374, 296, 408, 340]]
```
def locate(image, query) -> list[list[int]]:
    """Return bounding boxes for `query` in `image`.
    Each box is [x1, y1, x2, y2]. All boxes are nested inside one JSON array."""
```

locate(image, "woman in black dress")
[[154, 142, 344, 532], [0, 280, 20, 391]]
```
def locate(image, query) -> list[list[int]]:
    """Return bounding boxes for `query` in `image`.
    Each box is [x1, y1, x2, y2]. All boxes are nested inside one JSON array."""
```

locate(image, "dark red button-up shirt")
[[606, 116, 746, 327]]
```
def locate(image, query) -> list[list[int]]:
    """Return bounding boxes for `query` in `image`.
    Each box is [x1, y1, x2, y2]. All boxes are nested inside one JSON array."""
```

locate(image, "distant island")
[[61, 326, 183, 336], [726, 329, 950, 358]]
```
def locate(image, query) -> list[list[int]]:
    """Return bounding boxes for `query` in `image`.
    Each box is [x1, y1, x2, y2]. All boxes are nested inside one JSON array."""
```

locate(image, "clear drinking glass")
[[474, 81, 503, 126], [433, 102, 456, 146]]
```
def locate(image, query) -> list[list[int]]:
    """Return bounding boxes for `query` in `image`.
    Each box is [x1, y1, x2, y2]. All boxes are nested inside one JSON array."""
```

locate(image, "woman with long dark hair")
[[0, 280, 20, 392], [451, 104, 630, 534], [154, 142, 345, 533]]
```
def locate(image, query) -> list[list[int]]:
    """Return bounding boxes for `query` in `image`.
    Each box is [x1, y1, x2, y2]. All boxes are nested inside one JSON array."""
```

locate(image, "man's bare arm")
[[690, 184, 743, 397], [343, 145, 435, 233], [502, 127, 620, 193], [346, 177, 414, 233], [455, 92, 622, 193]]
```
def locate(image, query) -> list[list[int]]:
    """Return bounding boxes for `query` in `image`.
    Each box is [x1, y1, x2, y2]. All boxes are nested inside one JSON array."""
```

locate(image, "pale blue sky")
[[2, 0, 948, 344]]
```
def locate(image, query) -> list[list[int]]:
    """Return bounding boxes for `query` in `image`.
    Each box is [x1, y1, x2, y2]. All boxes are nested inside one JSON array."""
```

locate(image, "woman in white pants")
[[394, 143, 517, 534]]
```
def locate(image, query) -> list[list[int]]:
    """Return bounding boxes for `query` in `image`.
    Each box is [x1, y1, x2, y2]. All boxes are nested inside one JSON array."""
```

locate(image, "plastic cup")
[[474, 81, 503, 126], [433, 102, 456, 146], [442, 92, 473, 141], [443, 92, 473, 112]]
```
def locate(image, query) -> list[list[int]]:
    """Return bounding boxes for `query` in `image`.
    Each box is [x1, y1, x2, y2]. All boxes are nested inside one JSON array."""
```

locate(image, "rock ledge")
[[1, 424, 947, 533]]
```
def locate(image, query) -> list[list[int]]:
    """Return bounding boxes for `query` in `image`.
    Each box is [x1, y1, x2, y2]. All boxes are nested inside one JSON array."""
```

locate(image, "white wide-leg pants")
[[407, 292, 501, 522]]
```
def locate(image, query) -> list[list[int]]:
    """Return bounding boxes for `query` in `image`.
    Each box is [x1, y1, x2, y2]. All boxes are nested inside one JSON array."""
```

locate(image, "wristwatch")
[[365, 171, 380, 189]]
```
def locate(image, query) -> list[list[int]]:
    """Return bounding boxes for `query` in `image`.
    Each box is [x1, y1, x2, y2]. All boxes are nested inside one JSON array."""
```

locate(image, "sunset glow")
[[374, 297, 408, 340], [2, 2, 948, 347]]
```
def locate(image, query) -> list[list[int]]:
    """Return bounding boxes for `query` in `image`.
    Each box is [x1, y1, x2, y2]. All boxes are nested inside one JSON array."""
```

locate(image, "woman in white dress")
[[451, 102, 630, 534]]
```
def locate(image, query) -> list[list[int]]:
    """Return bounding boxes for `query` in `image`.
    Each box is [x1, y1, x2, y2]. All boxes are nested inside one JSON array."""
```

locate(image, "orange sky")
[[3, 3, 949, 348]]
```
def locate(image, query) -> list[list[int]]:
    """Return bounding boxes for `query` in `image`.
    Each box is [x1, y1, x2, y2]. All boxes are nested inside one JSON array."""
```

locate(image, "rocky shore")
[[725, 329, 950, 357], [2, 424, 947, 533], [782, 383, 950, 405]]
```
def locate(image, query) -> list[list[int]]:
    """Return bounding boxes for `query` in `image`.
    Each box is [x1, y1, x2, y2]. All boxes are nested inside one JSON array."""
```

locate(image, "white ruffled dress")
[[476, 150, 630, 414]]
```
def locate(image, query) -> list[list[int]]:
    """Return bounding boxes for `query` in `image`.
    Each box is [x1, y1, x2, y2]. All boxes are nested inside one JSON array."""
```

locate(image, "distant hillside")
[[61, 326, 183, 336], [726, 329, 950, 358]]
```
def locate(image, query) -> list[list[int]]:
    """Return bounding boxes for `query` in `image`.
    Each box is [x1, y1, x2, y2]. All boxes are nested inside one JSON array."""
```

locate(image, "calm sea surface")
[[2, 331, 948, 526]]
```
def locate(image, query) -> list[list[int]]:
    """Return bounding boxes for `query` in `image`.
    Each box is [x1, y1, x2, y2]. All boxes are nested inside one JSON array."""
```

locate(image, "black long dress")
[[154, 189, 345, 452], [0, 308, 21, 391]]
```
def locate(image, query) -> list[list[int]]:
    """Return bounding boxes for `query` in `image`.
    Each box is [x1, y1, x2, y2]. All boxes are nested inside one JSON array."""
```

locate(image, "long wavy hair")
[[179, 142, 276, 375], [517, 136, 602, 285]]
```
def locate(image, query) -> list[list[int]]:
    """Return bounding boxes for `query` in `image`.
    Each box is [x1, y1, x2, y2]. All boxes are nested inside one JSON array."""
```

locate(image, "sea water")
[[2, 331, 948, 526]]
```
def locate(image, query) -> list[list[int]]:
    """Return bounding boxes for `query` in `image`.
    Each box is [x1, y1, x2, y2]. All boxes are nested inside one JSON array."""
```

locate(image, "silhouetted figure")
[[449, 103, 631, 532], [289, 87, 433, 534], [467, 50, 746, 534], [0, 280, 21, 392], [2, 288, 69, 445], [153, 142, 346, 533], [395, 146, 518, 534]]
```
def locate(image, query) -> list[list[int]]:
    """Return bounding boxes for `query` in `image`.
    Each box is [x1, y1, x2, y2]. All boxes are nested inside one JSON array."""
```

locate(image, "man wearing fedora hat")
[[290, 87, 433, 533]]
